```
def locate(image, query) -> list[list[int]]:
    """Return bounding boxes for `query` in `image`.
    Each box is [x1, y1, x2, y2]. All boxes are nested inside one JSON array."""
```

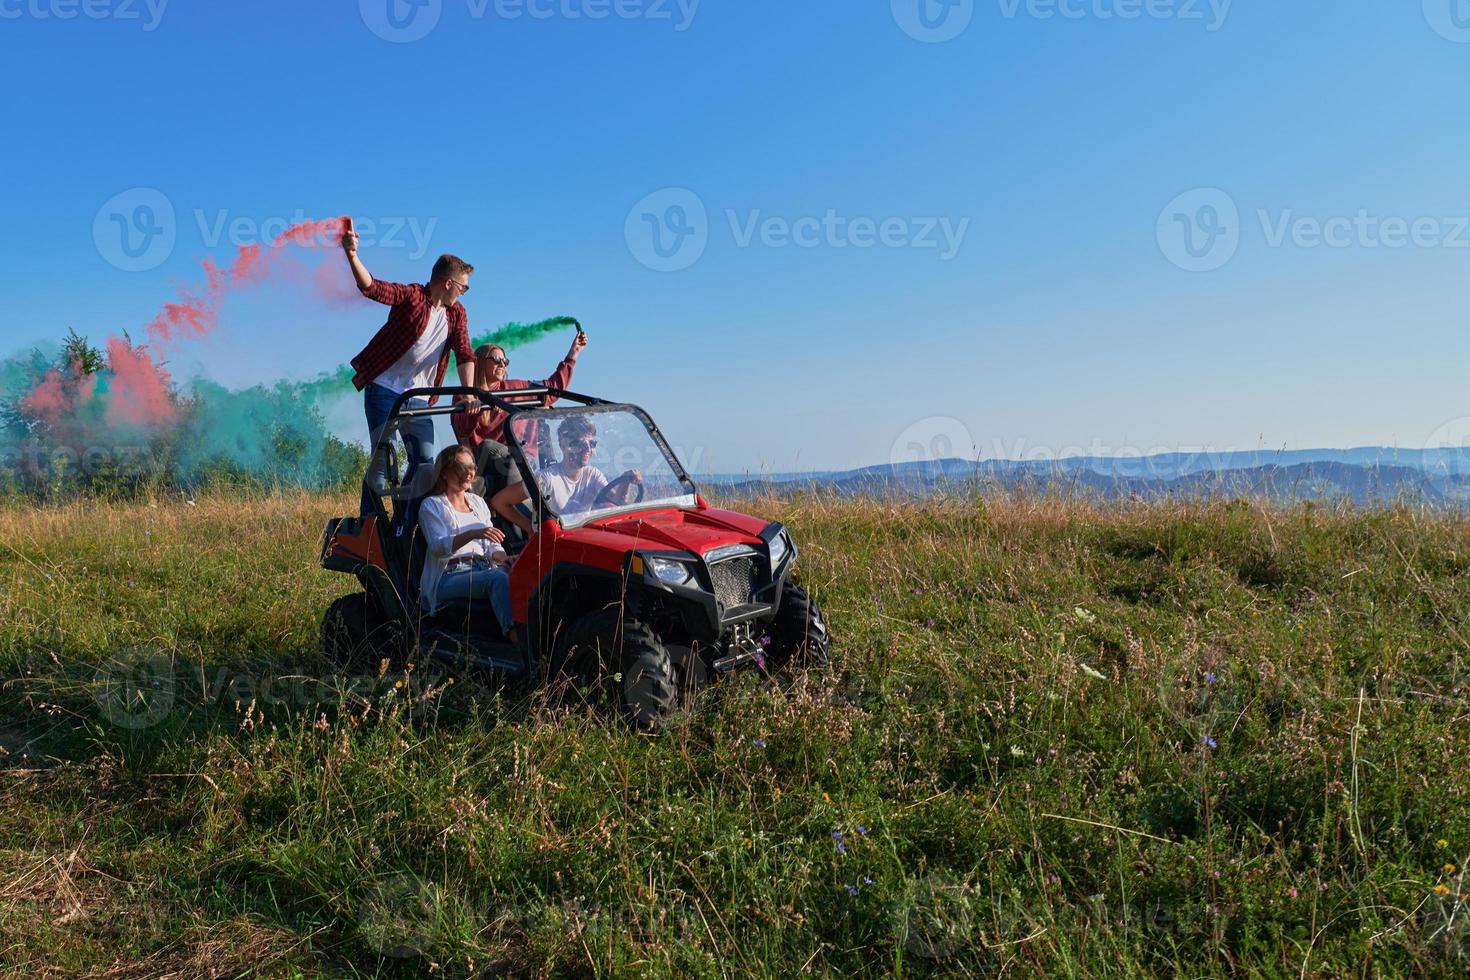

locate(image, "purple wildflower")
[[832, 831, 846, 854], [855, 825, 868, 836], [1204, 672, 1219, 684], [846, 885, 858, 897], [925, 618, 935, 628], [759, 635, 771, 648], [1204, 736, 1218, 749], [752, 739, 767, 748], [862, 876, 875, 886], [754, 652, 767, 670]]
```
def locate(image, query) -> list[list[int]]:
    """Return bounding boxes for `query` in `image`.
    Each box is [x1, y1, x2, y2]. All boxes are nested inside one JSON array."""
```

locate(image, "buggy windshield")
[[505, 406, 698, 528]]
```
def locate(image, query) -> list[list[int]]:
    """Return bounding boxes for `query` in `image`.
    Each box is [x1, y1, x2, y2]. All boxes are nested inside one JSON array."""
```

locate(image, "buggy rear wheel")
[[321, 593, 396, 670]]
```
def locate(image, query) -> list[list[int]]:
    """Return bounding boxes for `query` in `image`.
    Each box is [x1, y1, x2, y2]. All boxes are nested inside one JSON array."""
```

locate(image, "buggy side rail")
[[387, 386, 609, 420]]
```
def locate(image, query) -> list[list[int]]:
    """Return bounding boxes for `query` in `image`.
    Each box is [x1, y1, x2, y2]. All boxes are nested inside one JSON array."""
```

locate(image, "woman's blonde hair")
[[428, 444, 474, 496], [474, 344, 506, 388]]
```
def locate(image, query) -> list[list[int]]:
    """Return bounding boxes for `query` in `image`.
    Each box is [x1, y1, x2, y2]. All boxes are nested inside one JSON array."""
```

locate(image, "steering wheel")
[[593, 471, 645, 509]]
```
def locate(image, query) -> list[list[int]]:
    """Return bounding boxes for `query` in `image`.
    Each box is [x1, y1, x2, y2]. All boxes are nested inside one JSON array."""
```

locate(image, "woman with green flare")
[[454, 318, 589, 499]]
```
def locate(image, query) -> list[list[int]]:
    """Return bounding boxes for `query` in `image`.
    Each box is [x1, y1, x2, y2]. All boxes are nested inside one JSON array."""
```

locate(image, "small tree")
[[61, 328, 105, 376]]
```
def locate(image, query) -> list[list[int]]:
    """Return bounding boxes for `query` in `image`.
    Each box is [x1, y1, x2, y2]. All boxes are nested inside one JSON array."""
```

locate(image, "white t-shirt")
[[539, 464, 609, 514], [418, 493, 506, 612], [376, 306, 449, 394]]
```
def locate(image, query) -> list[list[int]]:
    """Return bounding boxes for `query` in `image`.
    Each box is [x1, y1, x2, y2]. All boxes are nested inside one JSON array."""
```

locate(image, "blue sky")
[[2, 1, 1468, 473]]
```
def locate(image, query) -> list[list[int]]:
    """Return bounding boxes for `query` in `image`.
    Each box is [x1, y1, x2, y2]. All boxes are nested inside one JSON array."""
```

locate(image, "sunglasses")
[[486, 356, 509, 367], [566, 438, 598, 451], [450, 279, 470, 294]]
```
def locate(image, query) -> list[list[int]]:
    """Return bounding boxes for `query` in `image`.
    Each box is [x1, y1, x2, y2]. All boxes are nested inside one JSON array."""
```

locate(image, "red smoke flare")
[[19, 216, 349, 436], [104, 338, 176, 429], [147, 216, 348, 344]]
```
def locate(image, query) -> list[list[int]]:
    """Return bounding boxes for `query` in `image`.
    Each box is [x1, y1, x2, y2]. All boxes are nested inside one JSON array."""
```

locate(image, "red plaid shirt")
[[350, 280, 472, 406], [452, 358, 577, 451]]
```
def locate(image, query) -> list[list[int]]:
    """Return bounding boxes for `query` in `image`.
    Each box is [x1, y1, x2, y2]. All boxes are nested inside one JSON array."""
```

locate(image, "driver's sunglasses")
[[567, 439, 598, 451]]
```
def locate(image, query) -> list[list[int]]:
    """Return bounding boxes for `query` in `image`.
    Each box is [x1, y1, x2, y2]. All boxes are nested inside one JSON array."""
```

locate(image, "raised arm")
[[341, 220, 373, 292], [342, 225, 416, 305], [544, 332, 588, 391]]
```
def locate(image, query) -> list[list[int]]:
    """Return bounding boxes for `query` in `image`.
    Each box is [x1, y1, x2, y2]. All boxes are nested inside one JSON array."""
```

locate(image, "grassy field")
[[0, 490, 1468, 977]]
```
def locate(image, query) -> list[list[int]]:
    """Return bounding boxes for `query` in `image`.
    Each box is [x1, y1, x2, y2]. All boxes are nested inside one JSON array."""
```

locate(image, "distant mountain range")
[[697, 448, 1470, 507]]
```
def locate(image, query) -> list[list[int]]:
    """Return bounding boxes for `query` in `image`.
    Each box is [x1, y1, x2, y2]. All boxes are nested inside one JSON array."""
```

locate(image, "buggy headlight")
[[768, 531, 790, 567], [649, 557, 697, 587]]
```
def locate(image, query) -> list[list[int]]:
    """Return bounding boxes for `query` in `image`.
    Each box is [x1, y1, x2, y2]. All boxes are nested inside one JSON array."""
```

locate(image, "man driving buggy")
[[490, 415, 642, 534]]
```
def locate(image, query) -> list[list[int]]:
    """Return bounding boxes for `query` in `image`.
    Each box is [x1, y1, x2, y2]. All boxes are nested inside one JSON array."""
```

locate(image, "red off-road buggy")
[[318, 384, 830, 731]]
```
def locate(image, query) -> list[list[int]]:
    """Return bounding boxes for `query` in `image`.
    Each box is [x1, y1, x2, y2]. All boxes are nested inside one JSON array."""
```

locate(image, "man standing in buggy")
[[342, 220, 479, 502]]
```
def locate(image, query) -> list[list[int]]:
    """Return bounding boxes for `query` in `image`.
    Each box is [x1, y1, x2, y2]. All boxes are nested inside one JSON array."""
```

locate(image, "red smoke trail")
[[19, 216, 349, 434], [147, 216, 348, 344], [18, 364, 83, 428], [104, 338, 176, 429]]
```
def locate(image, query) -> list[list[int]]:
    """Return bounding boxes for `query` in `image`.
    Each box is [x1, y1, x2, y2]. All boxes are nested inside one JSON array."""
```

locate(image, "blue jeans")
[[364, 383, 434, 499], [437, 563, 513, 635]]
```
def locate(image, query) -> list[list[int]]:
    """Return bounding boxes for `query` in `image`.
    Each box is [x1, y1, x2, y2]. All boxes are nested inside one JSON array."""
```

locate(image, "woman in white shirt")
[[418, 445, 514, 638]]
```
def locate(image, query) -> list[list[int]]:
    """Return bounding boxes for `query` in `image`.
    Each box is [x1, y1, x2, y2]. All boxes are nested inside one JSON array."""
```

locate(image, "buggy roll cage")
[[360, 385, 700, 527]]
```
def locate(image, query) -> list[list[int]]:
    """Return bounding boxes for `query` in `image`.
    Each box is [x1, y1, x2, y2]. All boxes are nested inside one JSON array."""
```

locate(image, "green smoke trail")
[[473, 315, 581, 351], [281, 315, 580, 407], [0, 316, 583, 496]]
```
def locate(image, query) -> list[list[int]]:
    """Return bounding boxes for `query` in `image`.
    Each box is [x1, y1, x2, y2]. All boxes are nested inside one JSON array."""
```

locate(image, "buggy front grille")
[[710, 556, 758, 609]]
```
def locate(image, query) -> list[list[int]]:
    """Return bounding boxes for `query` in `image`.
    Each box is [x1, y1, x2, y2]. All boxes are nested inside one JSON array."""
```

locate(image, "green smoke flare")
[[0, 316, 582, 496], [473, 315, 581, 351]]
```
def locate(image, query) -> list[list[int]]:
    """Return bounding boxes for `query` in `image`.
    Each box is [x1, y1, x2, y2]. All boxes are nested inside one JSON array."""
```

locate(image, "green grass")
[[1, 491, 1468, 977]]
